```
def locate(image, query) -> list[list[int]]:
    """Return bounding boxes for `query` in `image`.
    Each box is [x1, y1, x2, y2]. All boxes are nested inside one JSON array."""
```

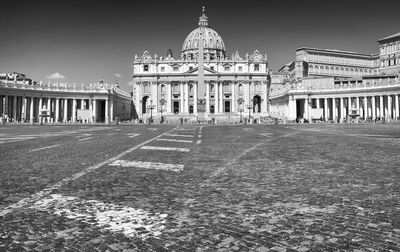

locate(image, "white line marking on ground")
[[128, 133, 140, 138], [114, 129, 122, 131], [243, 128, 254, 131], [109, 160, 184, 172], [164, 134, 194, 138], [140, 146, 190, 152], [29, 144, 60, 152], [260, 133, 273, 137], [78, 137, 94, 141], [156, 138, 192, 143], [31, 194, 167, 239], [0, 127, 178, 217]]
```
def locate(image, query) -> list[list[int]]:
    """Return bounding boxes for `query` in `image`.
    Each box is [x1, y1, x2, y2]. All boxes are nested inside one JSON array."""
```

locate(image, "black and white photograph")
[[1, 0, 400, 251]]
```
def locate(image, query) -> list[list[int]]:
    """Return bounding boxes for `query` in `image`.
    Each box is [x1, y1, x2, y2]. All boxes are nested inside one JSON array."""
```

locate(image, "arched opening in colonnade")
[[142, 96, 149, 115], [253, 95, 261, 113]]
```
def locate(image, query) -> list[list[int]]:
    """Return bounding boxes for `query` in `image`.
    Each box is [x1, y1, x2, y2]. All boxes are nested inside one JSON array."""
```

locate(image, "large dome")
[[182, 27, 225, 52], [181, 7, 226, 60]]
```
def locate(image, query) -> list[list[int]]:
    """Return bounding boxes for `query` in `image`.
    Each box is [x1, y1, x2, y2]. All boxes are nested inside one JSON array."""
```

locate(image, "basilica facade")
[[132, 8, 270, 122]]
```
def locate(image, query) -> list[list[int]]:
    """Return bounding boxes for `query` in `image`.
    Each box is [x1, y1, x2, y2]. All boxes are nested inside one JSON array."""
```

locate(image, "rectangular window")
[[173, 66, 179, 72], [254, 64, 259, 71], [238, 66, 243, 72], [144, 65, 149, 71], [189, 66, 193, 71], [160, 67, 165, 72], [224, 66, 230, 71], [210, 66, 214, 71]]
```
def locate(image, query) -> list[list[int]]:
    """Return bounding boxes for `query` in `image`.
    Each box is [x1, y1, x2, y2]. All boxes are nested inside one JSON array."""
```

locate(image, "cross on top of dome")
[[198, 6, 209, 27]]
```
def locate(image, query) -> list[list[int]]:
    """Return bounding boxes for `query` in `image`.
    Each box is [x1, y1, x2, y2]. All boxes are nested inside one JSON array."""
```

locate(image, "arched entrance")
[[142, 96, 149, 115], [210, 105, 215, 114], [253, 95, 261, 113], [224, 101, 231, 113], [189, 105, 194, 114], [173, 101, 180, 114]]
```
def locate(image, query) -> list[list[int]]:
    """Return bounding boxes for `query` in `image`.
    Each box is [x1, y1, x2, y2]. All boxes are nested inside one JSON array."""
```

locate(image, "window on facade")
[[173, 66, 179, 71], [223, 83, 231, 92], [189, 84, 194, 93], [144, 65, 149, 71], [224, 66, 230, 71], [238, 84, 243, 92], [254, 64, 260, 71], [189, 66, 193, 71], [161, 85, 165, 94], [238, 66, 243, 72], [143, 84, 149, 93], [160, 67, 165, 72], [172, 84, 179, 93], [210, 66, 214, 71], [210, 84, 214, 92]]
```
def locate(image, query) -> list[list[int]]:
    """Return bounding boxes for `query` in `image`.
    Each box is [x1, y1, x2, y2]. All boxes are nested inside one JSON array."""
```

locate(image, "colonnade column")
[[340, 97, 344, 122], [348, 97, 351, 115], [93, 99, 97, 123], [324, 98, 328, 121], [356, 97, 360, 116], [388, 95, 392, 119], [110, 98, 114, 122], [288, 97, 296, 120], [89, 99, 93, 123], [30, 97, 34, 124], [304, 98, 309, 121], [55, 98, 60, 122], [396, 94, 399, 121], [372, 96, 376, 120], [21, 97, 26, 122], [12, 96, 17, 121], [47, 98, 51, 123], [332, 98, 337, 121], [4, 96, 9, 118], [64, 99, 68, 123], [72, 99, 77, 122], [363, 96, 368, 119], [105, 99, 109, 124], [379, 95, 383, 119]]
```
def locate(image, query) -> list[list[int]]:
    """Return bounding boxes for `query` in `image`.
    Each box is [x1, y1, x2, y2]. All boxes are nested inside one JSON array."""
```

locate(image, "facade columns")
[[89, 99, 93, 123], [356, 97, 360, 116], [194, 82, 198, 114], [184, 82, 189, 114], [372, 96, 376, 120], [219, 82, 223, 113], [47, 98, 51, 123], [55, 98, 60, 122], [167, 83, 172, 114], [231, 82, 235, 114], [396, 94, 399, 121], [206, 82, 210, 113], [215, 82, 219, 113], [332, 98, 337, 121], [105, 99, 109, 124], [4, 95, 8, 117], [64, 99, 68, 122], [388, 95, 392, 119], [21, 97, 26, 122], [379, 95, 384, 118], [304, 98, 309, 121], [180, 82, 184, 113]]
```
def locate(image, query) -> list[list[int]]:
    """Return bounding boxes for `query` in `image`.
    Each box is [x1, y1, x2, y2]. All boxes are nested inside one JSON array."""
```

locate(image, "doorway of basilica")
[[224, 101, 231, 113], [173, 101, 180, 114]]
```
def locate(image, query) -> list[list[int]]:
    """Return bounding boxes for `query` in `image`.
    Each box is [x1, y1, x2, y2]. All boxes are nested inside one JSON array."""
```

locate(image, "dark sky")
[[1, 0, 400, 90]]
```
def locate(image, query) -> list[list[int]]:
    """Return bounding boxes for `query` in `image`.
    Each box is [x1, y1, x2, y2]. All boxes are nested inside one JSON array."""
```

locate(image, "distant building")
[[132, 8, 270, 122], [0, 74, 132, 123], [270, 33, 400, 122]]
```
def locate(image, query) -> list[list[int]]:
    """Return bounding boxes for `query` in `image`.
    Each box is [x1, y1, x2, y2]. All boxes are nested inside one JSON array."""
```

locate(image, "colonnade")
[[296, 94, 400, 121], [0, 95, 114, 123]]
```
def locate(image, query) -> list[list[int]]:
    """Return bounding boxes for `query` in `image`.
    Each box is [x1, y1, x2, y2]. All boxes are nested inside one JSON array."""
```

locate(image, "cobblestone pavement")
[[0, 124, 399, 251]]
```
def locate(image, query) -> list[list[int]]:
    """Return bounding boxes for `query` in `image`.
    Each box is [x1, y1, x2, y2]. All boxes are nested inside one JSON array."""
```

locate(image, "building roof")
[[296, 47, 378, 58], [377, 32, 400, 43]]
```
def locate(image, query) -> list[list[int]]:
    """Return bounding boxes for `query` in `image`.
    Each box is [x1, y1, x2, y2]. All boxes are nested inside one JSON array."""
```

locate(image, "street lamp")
[[237, 98, 244, 123], [246, 99, 253, 123], [159, 98, 166, 123], [147, 100, 155, 124]]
